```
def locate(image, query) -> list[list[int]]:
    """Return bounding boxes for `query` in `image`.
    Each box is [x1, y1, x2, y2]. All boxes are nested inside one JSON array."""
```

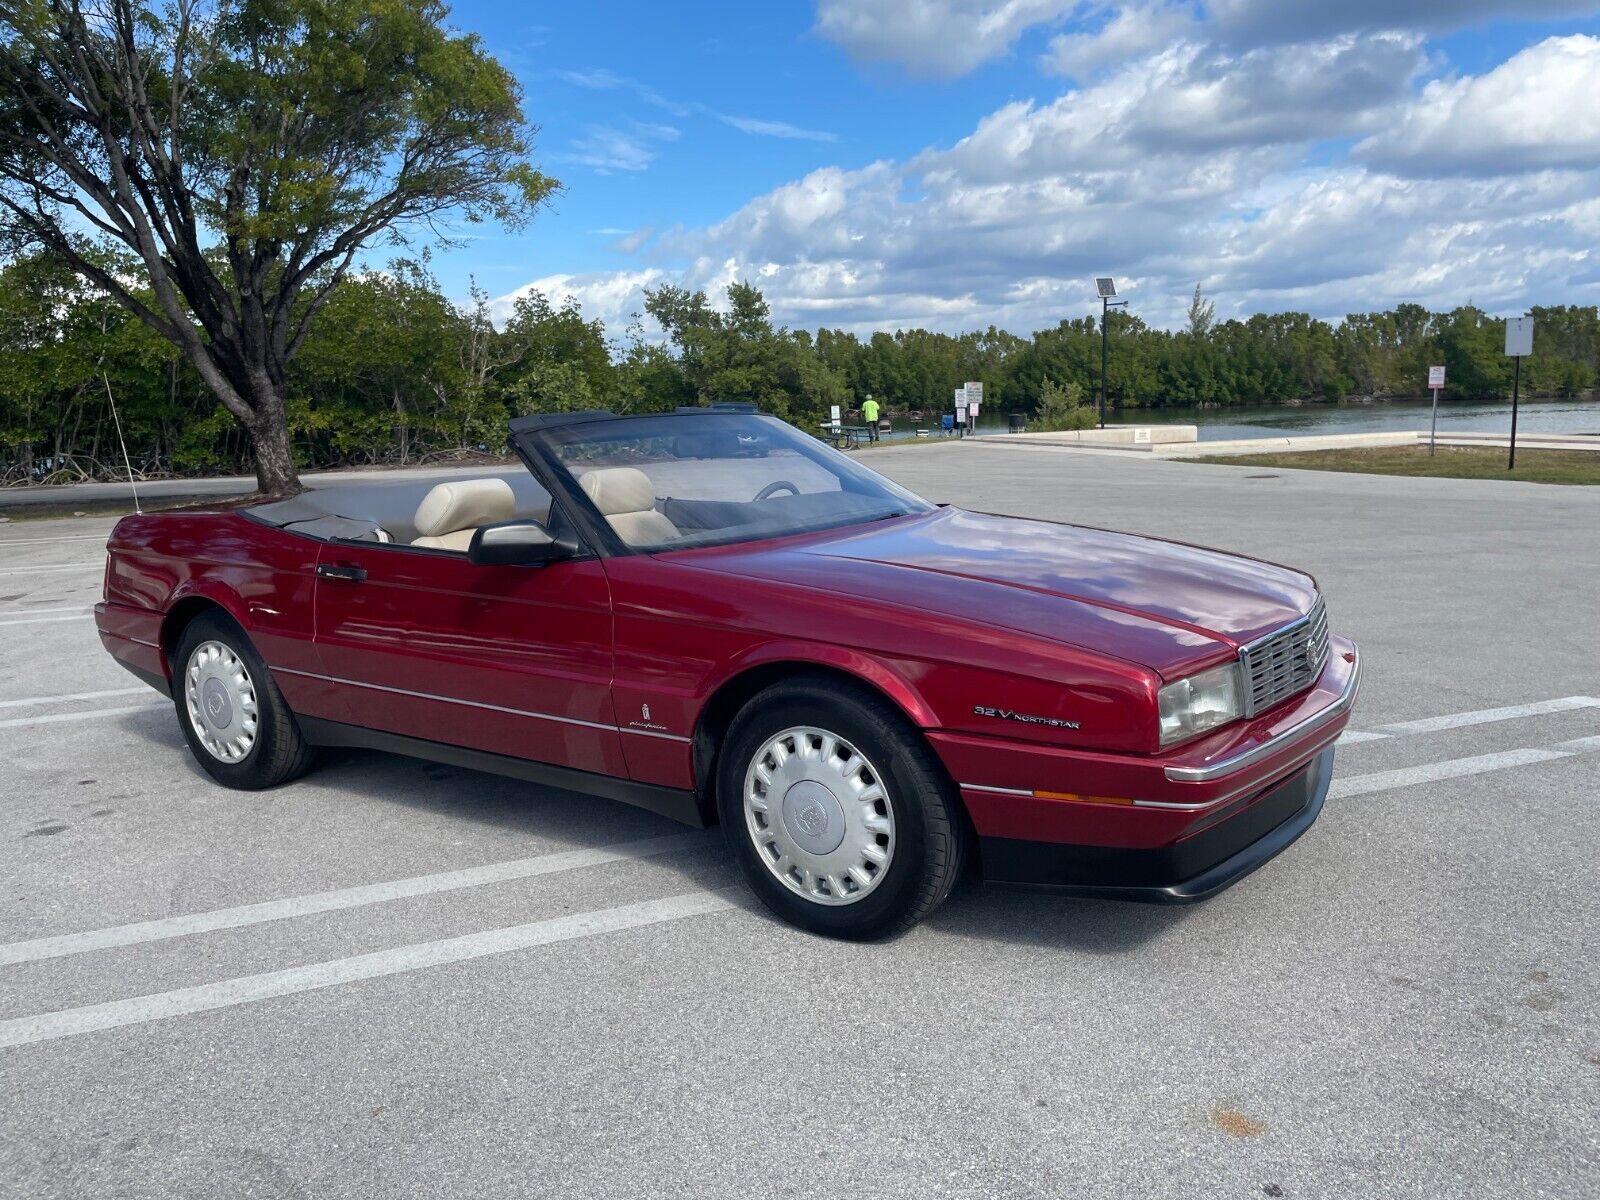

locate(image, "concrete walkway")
[[0, 460, 515, 510], [975, 428, 1600, 457]]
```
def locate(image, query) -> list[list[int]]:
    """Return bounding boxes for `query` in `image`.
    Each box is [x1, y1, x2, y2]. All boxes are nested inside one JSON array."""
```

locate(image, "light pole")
[[1095, 277, 1128, 429]]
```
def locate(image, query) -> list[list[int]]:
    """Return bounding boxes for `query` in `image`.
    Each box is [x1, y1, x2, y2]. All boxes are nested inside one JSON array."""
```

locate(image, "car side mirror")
[[467, 519, 578, 566]]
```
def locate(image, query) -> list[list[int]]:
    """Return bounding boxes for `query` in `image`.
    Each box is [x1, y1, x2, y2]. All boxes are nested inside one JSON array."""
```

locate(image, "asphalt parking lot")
[[2, 444, 1596, 1199]]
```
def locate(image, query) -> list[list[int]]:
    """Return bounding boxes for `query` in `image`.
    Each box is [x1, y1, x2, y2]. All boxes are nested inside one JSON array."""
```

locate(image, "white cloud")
[[525, 27, 1599, 335], [814, 0, 1600, 77], [1208, 0, 1600, 46], [1045, 2, 1198, 78], [815, 0, 1076, 78], [490, 269, 670, 329], [719, 115, 838, 142], [1355, 35, 1600, 176], [564, 123, 679, 173]]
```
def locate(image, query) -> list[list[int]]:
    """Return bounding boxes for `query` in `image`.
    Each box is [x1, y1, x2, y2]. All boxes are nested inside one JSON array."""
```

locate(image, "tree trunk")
[[246, 388, 301, 497]]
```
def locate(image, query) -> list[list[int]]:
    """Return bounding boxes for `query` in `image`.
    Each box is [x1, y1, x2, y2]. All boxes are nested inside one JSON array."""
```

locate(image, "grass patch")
[[1191, 445, 1600, 486]]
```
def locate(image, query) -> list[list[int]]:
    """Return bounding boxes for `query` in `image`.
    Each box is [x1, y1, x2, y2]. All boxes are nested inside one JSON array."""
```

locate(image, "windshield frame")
[[511, 411, 935, 557]]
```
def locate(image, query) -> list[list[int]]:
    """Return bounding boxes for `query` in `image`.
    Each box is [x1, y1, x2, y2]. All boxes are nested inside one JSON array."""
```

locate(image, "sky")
[[427, 1, 1600, 337]]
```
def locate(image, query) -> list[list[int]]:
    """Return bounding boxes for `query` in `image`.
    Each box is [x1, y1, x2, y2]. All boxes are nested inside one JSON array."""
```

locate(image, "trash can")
[[1008, 411, 1026, 433]]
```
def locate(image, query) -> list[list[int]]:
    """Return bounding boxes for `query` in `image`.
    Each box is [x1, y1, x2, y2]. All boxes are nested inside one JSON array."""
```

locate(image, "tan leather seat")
[[579, 468, 678, 546], [411, 478, 516, 551]]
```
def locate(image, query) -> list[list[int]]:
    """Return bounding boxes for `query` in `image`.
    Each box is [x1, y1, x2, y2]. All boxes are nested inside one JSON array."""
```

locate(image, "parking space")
[[2, 447, 1596, 1199]]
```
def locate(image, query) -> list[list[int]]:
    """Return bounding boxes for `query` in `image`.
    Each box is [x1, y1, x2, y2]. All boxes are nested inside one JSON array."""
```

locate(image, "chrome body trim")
[[271, 667, 694, 743], [1164, 646, 1360, 784]]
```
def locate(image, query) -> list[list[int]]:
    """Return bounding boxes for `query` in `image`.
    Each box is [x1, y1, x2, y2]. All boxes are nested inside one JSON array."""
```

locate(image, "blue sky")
[[424, 2, 1600, 336]]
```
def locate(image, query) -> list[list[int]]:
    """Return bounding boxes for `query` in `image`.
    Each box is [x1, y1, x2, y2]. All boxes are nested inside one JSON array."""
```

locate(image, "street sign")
[[952, 388, 964, 409], [964, 381, 983, 408], [829, 404, 841, 426], [1505, 317, 1533, 358], [1504, 316, 1534, 469], [1427, 367, 1445, 456]]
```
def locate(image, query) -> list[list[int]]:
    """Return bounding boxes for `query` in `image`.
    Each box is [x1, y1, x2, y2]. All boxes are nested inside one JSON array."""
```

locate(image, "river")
[[997, 397, 1600, 441]]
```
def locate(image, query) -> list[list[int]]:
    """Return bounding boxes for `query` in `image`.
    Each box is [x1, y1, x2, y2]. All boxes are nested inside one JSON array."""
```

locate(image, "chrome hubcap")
[[184, 640, 258, 762], [744, 726, 895, 906]]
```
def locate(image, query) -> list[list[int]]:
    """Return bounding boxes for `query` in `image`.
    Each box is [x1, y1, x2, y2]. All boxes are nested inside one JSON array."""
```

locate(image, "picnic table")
[[818, 422, 876, 450]]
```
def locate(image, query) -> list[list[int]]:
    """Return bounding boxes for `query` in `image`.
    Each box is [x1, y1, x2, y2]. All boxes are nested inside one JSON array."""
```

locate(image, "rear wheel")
[[717, 677, 965, 939], [172, 611, 313, 789]]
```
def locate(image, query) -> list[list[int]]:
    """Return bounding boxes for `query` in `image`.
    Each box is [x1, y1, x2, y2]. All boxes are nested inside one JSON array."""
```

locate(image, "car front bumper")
[[976, 746, 1333, 902], [930, 638, 1357, 902]]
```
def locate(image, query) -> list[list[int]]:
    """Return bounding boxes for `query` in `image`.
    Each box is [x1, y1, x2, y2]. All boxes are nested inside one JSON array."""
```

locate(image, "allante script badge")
[[973, 705, 1080, 730]]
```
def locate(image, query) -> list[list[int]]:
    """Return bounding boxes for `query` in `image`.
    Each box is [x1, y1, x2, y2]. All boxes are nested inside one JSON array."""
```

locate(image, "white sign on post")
[[1504, 316, 1534, 469], [830, 404, 841, 425], [1426, 366, 1445, 456], [964, 381, 983, 409], [1505, 317, 1534, 358]]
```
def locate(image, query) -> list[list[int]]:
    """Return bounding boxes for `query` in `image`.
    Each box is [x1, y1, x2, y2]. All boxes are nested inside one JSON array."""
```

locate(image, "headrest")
[[579, 468, 657, 516], [413, 478, 516, 537]]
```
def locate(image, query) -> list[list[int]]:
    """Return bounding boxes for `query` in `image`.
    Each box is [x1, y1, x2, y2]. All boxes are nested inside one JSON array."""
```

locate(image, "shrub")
[[1035, 378, 1098, 431]]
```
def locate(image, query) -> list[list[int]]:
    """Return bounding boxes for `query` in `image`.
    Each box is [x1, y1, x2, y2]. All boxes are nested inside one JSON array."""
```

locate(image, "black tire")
[[171, 610, 314, 790], [716, 675, 965, 940]]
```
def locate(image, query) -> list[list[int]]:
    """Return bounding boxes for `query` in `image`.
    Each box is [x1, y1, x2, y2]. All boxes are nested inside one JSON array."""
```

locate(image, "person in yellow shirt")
[[861, 396, 880, 442]]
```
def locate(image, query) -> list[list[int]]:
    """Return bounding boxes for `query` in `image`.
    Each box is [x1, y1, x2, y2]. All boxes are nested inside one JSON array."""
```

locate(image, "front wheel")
[[717, 677, 965, 939], [172, 610, 314, 790]]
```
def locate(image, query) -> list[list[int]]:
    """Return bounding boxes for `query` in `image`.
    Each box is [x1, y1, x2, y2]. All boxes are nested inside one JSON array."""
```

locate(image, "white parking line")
[[0, 564, 104, 576], [0, 688, 149, 711], [0, 614, 95, 628], [0, 890, 734, 1049], [1365, 696, 1600, 738], [1551, 734, 1600, 753], [0, 831, 715, 966], [1329, 746, 1580, 799], [0, 607, 90, 617], [0, 703, 163, 731], [1336, 730, 1389, 745], [0, 535, 109, 545]]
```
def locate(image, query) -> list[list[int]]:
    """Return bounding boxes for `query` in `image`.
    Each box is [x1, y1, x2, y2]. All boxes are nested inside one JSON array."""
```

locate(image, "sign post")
[[1094, 278, 1127, 430], [952, 388, 967, 437], [1427, 365, 1445, 456], [964, 381, 983, 431], [1505, 316, 1534, 470]]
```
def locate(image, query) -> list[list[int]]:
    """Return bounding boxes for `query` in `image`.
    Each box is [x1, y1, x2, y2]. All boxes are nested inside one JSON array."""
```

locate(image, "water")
[[1097, 398, 1600, 442], [875, 397, 1599, 442]]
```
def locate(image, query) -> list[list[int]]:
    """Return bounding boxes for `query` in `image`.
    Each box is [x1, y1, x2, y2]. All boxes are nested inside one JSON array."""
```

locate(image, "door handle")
[[316, 563, 367, 583]]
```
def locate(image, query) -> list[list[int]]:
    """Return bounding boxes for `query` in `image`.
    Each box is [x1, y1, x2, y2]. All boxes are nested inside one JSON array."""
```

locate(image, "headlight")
[[1158, 662, 1243, 747]]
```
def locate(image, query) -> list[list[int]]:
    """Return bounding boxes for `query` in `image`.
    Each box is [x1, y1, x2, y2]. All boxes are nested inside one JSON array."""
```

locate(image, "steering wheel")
[[754, 480, 800, 502]]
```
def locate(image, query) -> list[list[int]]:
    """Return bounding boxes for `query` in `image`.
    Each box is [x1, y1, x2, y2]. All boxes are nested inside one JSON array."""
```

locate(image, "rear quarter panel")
[[104, 512, 338, 717]]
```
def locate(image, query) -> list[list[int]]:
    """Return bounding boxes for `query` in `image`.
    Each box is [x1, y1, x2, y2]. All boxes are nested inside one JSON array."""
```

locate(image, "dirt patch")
[[1210, 1106, 1267, 1138]]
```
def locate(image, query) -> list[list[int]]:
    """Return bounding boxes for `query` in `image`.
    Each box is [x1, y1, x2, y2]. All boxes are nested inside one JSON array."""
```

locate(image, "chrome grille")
[[1239, 597, 1329, 717]]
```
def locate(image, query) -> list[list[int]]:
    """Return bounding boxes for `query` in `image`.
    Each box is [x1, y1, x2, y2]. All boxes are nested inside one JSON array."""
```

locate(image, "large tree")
[[0, 0, 555, 495]]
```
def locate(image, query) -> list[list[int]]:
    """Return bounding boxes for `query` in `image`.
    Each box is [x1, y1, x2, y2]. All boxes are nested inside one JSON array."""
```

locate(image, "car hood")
[[671, 507, 1317, 674]]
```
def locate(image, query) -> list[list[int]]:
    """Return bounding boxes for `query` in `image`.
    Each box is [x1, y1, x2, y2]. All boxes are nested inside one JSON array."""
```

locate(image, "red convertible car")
[[97, 408, 1359, 938]]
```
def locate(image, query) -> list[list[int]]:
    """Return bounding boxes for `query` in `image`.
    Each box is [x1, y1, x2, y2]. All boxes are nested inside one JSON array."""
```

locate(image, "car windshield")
[[534, 412, 934, 551]]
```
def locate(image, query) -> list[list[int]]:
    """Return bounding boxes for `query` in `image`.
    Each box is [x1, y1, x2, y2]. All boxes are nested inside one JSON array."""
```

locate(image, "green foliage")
[[2, 251, 1597, 485], [0, 0, 556, 493], [645, 281, 848, 422], [1034, 378, 1096, 431]]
